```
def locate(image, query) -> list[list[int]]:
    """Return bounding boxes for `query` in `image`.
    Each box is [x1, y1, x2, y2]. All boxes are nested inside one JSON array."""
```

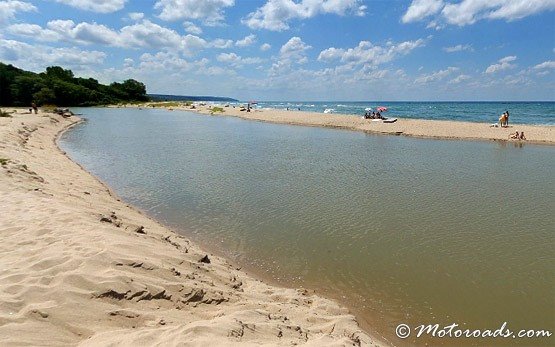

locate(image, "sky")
[[0, 0, 554, 101]]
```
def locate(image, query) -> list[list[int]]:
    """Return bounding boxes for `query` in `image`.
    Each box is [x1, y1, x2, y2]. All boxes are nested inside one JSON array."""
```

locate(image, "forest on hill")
[[0, 63, 148, 106]]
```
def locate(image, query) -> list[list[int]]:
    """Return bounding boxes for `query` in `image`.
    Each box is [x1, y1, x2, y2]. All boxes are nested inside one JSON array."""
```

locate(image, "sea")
[[234, 101, 555, 125]]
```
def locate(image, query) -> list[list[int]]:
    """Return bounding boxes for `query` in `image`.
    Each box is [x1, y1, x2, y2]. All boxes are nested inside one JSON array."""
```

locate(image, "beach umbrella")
[[365, 107, 373, 111], [377, 106, 388, 112]]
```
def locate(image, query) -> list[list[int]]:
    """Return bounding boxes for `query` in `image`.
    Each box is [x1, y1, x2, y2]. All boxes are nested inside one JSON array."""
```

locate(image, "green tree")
[[33, 87, 56, 105], [10, 75, 44, 106], [44, 66, 74, 81]]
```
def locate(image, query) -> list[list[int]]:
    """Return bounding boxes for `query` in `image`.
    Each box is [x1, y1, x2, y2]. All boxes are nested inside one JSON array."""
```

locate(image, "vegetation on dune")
[[0, 63, 149, 107], [209, 107, 225, 114], [146, 102, 182, 108], [0, 158, 9, 165], [0, 109, 12, 117]]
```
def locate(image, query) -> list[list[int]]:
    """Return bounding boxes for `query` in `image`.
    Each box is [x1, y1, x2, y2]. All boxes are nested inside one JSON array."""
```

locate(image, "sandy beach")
[[129, 103, 554, 145], [0, 109, 383, 346]]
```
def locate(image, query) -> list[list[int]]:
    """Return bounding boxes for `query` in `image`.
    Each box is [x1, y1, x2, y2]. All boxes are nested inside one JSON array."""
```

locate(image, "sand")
[[0, 109, 383, 346], [133, 103, 554, 145]]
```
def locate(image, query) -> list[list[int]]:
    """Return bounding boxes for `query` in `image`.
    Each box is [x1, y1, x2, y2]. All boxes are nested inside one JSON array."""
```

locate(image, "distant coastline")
[[148, 94, 238, 102]]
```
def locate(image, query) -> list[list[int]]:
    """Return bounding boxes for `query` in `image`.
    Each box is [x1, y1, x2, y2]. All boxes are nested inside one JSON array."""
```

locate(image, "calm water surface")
[[60, 108, 555, 346]]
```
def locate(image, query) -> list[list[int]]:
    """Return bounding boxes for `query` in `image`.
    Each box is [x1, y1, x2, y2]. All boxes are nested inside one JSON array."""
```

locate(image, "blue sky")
[[1, 0, 554, 101]]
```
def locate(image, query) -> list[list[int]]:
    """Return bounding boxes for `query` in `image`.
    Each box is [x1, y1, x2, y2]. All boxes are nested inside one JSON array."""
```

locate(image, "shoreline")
[[0, 109, 386, 345], [115, 103, 554, 145]]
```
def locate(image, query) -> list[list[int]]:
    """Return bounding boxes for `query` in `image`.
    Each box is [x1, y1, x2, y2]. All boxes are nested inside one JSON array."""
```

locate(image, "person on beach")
[[519, 131, 526, 140], [499, 112, 508, 127], [31, 102, 38, 114], [505, 111, 510, 126], [509, 131, 520, 139]]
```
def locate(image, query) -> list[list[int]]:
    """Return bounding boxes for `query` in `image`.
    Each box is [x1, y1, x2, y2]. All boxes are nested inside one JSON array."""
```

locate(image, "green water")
[[60, 108, 555, 346]]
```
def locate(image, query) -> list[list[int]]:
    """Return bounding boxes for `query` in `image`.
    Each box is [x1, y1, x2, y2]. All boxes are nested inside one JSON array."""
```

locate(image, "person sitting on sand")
[[519, 131, 526, 140], [509, 131, 519, 139]]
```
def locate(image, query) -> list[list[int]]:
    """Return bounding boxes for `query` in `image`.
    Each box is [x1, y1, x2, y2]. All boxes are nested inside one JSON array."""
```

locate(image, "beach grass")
[[0, 109, 12, 117], [209, 107, 225, 114]]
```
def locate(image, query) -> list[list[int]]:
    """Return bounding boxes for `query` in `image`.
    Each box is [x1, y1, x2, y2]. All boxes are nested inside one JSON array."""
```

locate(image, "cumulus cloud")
[[154, 0, 234, 25], [53, 0, 127, 13], [443, 44, 473, 52], [260, 43, 271, 51], [533, 60, 555, 70], [128, 12, 144, 21], [216, 52, 263, 67], [242, 0, 366, 31], [448, 74, 471, 84], [0, 38, 105, 71], [318, 38, 426, 67], [0, 1, 36, 26], [269, 36, 312, 75], [402, 0, 444, 23], [210, 38, 233, 49], [280, 36, 311, 60], [402, 0, 555, 27], [235, 34, 256, 47], [415, 66, 458, 83], [183, 21, 202, 34], [7, 19, 211, 55], [485, 56, 517, 74]]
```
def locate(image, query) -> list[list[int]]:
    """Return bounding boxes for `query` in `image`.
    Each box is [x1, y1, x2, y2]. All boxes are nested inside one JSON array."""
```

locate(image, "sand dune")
[[0, 109, 383, 346]]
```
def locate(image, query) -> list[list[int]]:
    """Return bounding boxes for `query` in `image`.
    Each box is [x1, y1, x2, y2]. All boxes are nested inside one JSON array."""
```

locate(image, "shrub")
[[210, 107, 224, 114], [0, 109, 12, 117]]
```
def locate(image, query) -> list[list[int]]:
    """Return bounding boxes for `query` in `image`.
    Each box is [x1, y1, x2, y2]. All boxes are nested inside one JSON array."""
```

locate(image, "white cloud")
[[53, 0, 127, 13], [260, 43, 271, 51], [533, 60, 555, 70], [280, 36, 311, 59], [183, 21, 202, 34], [402, 0, 555, 27], [0, 38, 106, 71], [154, 0, 234, 25], [448, 74, 471, 84], [242, 0, 366, 31], [7, 19, 210, 55], [123, 57, 134, 67], [318, 38, 426, 68], [443, 44, 473, 52], [485, 55, 517, 74], [402, 0, 444, 23], [0, 1, 36, 26], [415, 66, 458, 83], [269, 36, 312, 75], [235, 34, 256, 47], [128, 12, 144, 21], [210, 38, 233, 49], [217, 52, 263, 67]]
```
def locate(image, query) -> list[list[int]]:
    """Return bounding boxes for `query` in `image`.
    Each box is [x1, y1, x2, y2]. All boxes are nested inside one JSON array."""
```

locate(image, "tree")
[[10, 75, 44, 106], [44, 66, 74, 81], [33, 87, 56, 105]]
